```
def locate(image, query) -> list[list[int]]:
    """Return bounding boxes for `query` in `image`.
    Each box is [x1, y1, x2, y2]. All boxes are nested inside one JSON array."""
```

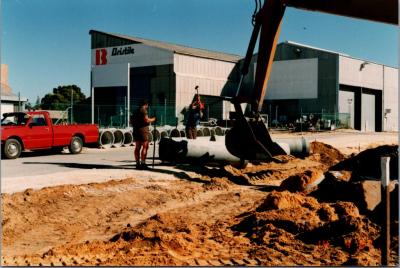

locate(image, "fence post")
[[380, 156, 390, 265]]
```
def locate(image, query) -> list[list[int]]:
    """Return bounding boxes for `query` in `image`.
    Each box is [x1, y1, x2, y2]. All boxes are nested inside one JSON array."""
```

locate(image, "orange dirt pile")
[[2, 142, 399, 266]]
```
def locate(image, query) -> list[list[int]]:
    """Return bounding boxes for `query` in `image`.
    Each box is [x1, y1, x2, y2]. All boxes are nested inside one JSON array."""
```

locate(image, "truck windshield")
[[1, 113, 30, 126]]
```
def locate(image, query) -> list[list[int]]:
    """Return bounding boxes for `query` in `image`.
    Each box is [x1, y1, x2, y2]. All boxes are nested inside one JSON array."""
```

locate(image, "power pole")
[[71, 89, 74, 124]]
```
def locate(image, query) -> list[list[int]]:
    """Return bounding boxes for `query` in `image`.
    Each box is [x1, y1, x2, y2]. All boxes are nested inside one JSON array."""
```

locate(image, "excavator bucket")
[[225, 102, 286, 161]]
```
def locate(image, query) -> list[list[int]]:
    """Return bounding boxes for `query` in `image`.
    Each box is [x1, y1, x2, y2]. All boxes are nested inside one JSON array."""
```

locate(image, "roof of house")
[[89, 30, 242, 63]]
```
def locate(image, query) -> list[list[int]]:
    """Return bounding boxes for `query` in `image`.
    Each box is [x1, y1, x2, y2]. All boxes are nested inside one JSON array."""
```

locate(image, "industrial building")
[[243, 41, 398, 132], [90, 30, 398, 132], [1, 64, 28, 114], [90, 30, 240, 127]]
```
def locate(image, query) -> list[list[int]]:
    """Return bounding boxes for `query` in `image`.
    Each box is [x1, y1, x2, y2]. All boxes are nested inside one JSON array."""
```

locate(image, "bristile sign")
[[91, 44, 172, 67], [93, 45, 136, 65]]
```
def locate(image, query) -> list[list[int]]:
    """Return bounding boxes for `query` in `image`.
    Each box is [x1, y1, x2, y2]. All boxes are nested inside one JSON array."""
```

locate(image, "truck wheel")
[[69, 136, 83, 154], [3, 138, 22, 159]]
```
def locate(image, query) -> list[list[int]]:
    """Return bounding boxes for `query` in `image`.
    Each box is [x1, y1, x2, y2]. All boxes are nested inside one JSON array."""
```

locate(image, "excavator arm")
[[226, 0, 398, 161]]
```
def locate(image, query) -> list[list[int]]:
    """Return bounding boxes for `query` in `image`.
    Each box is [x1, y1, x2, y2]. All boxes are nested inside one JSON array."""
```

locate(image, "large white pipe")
[[159, 136, 240, 163], [159, 136, 309, 163]]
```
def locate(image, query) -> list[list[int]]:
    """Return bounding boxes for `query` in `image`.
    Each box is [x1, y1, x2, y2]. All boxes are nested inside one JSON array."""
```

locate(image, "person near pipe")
[[131, 99, 156, 169], [185, 93, 204, 139]]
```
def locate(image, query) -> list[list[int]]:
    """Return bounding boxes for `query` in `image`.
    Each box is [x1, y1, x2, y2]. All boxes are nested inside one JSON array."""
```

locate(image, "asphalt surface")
[[1, 144, 167, 194]]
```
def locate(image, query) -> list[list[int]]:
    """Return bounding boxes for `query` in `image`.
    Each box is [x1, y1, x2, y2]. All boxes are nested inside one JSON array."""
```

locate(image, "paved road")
[[1, 145, 168, 194]]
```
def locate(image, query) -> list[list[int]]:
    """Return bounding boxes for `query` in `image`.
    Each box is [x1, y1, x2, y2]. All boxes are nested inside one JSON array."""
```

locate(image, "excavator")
[[225, 0, 398, 162], [159, 0, 398, 165]]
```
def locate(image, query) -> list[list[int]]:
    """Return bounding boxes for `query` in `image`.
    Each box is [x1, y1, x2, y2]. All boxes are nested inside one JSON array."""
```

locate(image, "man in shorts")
[[132, 100, 156, 169]]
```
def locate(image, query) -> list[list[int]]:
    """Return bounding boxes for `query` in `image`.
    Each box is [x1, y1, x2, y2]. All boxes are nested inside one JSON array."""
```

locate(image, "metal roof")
[[284, 41, 350, 56], [90, 30, 242, 63]]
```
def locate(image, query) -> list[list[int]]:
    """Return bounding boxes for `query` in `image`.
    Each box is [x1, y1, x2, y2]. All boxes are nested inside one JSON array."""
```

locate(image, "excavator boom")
[[226, 0, 398, 161]]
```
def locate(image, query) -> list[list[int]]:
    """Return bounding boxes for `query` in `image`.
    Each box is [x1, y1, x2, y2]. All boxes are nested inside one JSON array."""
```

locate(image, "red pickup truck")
[[1, 111, 99, 159]]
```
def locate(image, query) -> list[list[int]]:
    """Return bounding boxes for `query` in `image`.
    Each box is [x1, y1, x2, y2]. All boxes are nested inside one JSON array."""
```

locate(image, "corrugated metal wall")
[[174, 54, 238, 122]]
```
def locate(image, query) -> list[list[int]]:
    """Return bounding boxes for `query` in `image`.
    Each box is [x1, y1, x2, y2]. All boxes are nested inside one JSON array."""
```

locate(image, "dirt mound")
[[331, 145, 398, 181], [279, 169, 324, 193], [309, 141, 346, 166], [202, 177, 233, 191], [232, 191, 383, 265]]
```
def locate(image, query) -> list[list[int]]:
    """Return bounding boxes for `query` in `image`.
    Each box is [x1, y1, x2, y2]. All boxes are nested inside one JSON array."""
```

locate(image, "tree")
[[40, 85, 86, 110]]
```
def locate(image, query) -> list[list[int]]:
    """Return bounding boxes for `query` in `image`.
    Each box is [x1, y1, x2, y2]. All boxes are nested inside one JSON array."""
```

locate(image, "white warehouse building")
[[89, 30, 398, 132], [90, 30, 240, 127], [242, 41, 398, 132]]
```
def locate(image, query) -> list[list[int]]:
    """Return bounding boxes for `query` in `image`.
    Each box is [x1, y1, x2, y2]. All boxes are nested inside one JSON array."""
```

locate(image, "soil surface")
[[2, 141, 399, 266]]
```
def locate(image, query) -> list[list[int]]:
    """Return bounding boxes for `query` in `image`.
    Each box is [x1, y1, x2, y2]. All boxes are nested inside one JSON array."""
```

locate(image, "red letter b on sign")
[[95, 49, 107, 65]]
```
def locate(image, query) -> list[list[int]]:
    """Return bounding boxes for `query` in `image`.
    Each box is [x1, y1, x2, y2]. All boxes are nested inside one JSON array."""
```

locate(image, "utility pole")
[[71, 89, 74, 124], [18, 92, 21, 112]]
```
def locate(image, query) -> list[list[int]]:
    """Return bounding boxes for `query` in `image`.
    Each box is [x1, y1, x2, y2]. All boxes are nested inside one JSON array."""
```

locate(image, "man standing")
[[132, 100, 156, 169], [185, 94, 204, 139]]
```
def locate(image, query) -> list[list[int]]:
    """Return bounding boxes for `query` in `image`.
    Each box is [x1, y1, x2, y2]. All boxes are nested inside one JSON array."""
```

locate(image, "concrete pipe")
[[151, 129, 161, 142], [160, 131, 169, 138], [159, 136, 310, 164], [202, 127, 211, 136], [147, 132, 154, 142], [275, 137, 310, 157], [215, 126, 223, 136], [210, 128, 216, 137], [123, 130, 133, 146], [196, 129, 204, 137], [179, 130, 186, 138], [112, 129, 124, 147], [99, 129, 114, 149], [223, 128, 229, 136], [170, 128, 181, 138], [159, 137, 240, 164]]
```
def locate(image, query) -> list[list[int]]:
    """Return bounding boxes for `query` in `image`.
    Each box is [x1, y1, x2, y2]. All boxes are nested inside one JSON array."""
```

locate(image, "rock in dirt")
[[279, 169, 324, 193]]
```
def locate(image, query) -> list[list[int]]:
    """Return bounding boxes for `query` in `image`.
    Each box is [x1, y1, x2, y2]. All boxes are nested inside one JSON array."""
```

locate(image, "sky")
[[1, 0, 398, 103]]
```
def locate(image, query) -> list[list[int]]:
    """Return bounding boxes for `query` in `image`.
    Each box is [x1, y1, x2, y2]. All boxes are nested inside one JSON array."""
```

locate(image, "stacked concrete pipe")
[[160, 130, 169, 139], [196, 128, 204, 137], [151, 129, 161, 142], [170, 128, 181, 138], [214, 126, 224, 136], [111, 129, 125, 147], [202, 127, 211, 136], [98, 129, 114, 148], [123, 130, 134, 146]]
